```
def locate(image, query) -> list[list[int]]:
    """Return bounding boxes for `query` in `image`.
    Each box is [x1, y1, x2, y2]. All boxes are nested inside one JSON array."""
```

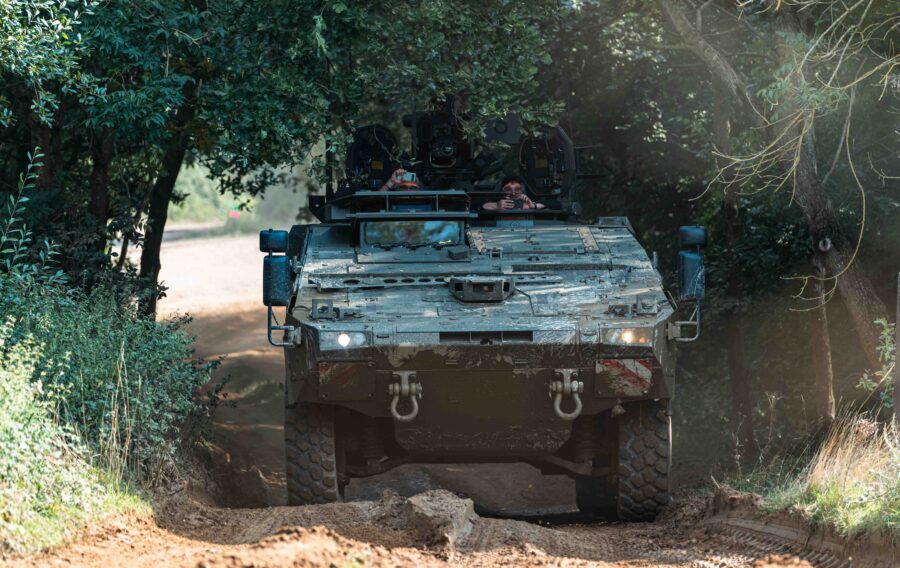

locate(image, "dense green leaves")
[[0, 321, 110, 553], [0, 0, 92, 127], [358, 0, 561, 132], [1, 0, 564, 289]]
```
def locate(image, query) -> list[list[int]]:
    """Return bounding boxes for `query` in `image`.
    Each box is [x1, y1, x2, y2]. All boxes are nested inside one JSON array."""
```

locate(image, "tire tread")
[[617, 401, 671, 521], [284, 403, 340, 505]]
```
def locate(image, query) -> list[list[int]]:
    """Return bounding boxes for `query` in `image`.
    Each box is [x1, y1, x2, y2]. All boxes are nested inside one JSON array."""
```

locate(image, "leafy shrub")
[[0, 275, 214, 481], [858, 319, 895, 412], [0, 320, 108, 553], [0, 151, 210, 553], [1, 152, 213, 482]]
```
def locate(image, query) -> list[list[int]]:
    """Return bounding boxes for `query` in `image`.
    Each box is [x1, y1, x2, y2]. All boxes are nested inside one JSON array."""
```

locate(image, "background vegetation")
[[0, 157, 208, 552], [0, 0, 897, 550], [167, 164, 314, 234]]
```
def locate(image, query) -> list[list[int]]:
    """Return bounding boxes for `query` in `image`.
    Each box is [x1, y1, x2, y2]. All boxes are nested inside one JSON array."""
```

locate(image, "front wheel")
[[284, 403, 342, 505], [575, 400, 671, 521], [616, 400, 671, 521]]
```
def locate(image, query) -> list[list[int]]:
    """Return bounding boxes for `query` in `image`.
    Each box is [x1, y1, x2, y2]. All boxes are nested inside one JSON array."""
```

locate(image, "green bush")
[[0, 153, 210, 553], [0, 320, 109, 552], [0, 275, 214, 480]]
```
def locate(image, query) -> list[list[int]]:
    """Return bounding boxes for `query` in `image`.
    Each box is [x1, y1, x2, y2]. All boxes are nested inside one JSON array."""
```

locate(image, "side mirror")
[[261, 229, 291, 306], [263, 255, 292, 307], [677, 226, 706, 302], [260, 229, 289, 253], [678, 226, 708, 248], [260, 228, 298, 347]]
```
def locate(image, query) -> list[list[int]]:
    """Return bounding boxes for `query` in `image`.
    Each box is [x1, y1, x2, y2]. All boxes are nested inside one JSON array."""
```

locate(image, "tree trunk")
[[88, 129, 115, 257], [138, 76, 199, 317], [28, 88, 67, 192], [657, 0, 887, 369], [772, 10, 887, 369], [810, 256, 836, 423], [791, 137, 884, 368], [713, 80, 757, 457], [824, 246, 887, 368], [768, 12, 837, 423], [138, 134, 189, 317]]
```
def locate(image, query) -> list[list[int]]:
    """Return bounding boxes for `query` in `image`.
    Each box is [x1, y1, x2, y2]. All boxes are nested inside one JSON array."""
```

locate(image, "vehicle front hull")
[[285, 337, 673, 460]]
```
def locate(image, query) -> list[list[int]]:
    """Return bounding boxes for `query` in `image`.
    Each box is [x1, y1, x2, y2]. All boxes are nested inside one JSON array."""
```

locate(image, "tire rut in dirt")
[[617, 399, 671, 522], [285, 402, 340, 505], [699, 523, 852, 568]]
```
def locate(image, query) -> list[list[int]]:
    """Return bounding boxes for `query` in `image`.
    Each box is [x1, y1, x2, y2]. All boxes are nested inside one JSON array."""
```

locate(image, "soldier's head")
[[501, 175, 527, 197]]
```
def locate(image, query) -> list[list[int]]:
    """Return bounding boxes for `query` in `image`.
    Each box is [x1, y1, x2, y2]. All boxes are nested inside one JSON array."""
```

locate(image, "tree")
[[1, 0, 563, 315], [654, 0, 895, 418]]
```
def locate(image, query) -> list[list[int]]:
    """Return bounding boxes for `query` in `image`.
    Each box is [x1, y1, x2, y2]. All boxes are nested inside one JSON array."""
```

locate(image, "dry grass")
[[765, 414, 900, 540]]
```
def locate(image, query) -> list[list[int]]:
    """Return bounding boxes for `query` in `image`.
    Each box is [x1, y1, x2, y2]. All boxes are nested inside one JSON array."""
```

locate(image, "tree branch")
[[655, 0, 766, 129]]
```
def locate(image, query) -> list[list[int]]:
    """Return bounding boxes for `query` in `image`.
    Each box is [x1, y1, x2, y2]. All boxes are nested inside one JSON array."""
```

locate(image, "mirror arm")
[[672, 303, 701, 343], [267, 303, 298, 347]]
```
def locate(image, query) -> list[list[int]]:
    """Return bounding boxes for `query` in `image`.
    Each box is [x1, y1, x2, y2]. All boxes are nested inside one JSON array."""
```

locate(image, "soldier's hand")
[[385, 168, 406, 190]]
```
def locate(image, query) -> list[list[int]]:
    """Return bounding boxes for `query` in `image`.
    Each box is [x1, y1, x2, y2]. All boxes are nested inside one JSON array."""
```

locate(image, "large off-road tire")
[[284, 402, 341, 505], [575, 400, 671, 521], [616, 400, 671, 521]]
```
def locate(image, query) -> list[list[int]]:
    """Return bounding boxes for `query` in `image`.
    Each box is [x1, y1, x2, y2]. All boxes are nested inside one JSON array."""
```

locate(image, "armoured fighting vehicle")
[[261, 107, 706, 521]]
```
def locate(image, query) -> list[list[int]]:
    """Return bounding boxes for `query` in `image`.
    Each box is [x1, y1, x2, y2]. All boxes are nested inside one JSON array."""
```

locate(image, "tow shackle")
[[388, 371, 422, 422], [550, 369, 584, 420]]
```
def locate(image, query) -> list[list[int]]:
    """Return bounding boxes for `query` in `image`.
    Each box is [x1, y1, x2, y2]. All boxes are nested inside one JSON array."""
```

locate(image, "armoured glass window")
[[363, 220, 461, 247]]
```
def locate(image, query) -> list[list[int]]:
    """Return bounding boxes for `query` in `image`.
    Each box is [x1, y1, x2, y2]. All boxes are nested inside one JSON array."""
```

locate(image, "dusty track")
[[11, 486, 864, 567], [5, 234, 876, 567]]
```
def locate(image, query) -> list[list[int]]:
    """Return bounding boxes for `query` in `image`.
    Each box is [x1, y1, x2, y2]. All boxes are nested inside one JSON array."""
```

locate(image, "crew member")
[[482, 175, 545, 210]]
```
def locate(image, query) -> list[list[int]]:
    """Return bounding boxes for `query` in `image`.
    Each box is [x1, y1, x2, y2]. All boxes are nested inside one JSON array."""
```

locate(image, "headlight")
[[601, 327, 652, 346], [320, 331, 369, 350]]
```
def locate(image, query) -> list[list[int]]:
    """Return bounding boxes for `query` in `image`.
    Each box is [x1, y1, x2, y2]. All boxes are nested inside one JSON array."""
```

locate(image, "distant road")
[[157, 234, 260, 316]]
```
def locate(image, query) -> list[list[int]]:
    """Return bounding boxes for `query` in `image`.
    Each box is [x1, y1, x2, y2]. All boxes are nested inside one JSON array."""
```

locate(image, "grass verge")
[[732, 413, 899, 542]]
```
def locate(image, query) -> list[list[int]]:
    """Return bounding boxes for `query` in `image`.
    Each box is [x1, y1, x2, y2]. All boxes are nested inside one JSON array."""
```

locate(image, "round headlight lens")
[[337, 332, 352, 347], [621, 330, 635, 344]]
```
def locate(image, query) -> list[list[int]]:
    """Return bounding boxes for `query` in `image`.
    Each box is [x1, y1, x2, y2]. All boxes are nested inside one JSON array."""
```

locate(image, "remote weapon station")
[[261, 105, 706, 520]]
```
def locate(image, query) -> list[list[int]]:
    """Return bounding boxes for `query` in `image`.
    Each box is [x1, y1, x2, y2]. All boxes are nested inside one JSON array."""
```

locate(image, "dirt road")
[[17, 485, 855, 567], [8, 234, 869, 567]]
